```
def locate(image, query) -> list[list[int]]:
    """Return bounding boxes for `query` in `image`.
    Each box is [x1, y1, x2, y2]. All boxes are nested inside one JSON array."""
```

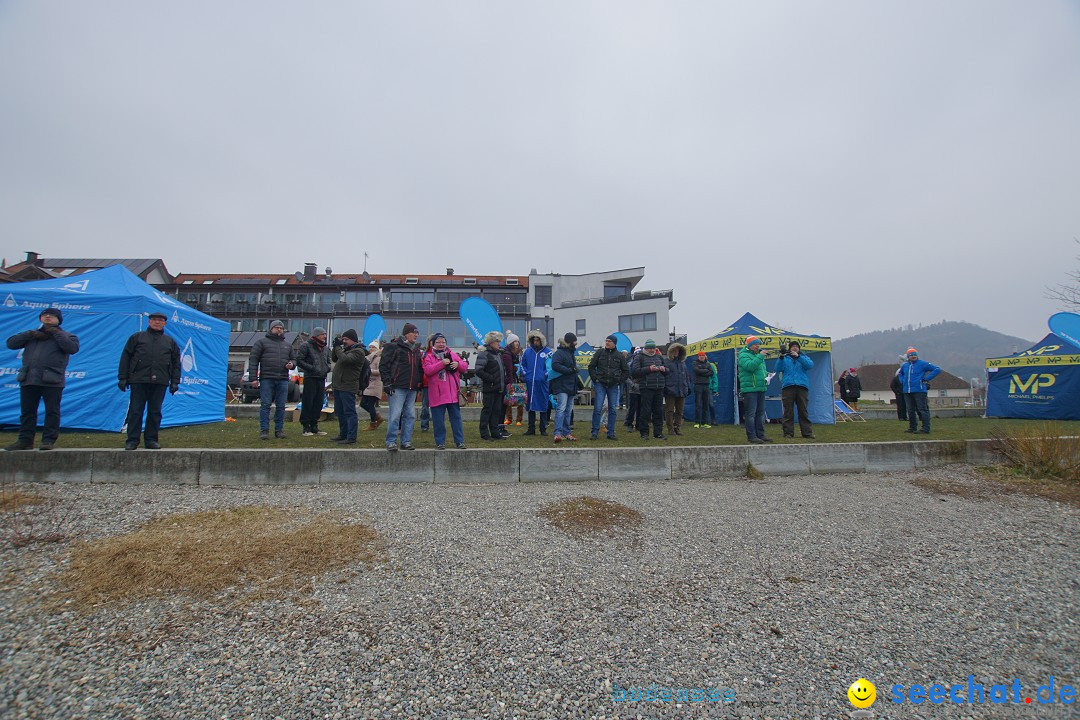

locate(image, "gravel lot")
[[2, 467, 1077, 720]]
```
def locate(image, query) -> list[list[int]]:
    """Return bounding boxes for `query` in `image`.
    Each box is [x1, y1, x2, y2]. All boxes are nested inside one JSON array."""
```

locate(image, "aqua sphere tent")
[[985, 333, 1080, 420], [0, 266, 230, 432], [684, 312, 835, 425]]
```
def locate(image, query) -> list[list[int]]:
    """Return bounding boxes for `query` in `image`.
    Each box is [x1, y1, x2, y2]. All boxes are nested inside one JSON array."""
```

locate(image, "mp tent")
[[985, 333, 1080, 420], [0, 265, 230, 432], [685, 312, 835, 425]]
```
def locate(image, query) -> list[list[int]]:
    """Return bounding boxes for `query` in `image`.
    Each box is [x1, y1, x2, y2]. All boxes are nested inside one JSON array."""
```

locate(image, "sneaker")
[[565, 434, 578, 442], [456, 443, 467, 449], [125, 441, 139, 450], [436, 444, 445, 450], [539, 430, 547, 436], [260, 431, 269, 440], [500, 431, 513, 438], [702, 424, 712, 429], [145, 441, 161, 450], [694, 424, 700, 428], [316, 430, 327, 436], [275, 431, 286, 439], [654, 434, 666, 440], [553, 435, 563, 443], [386, 444, 398, 452], [749, 438, 764, 444], [401, 444, 415, 450], [640, 434, 649, 440], [4, 442, 32, 451], [302, 431, 315, 437], [515, 422, 523, 427]]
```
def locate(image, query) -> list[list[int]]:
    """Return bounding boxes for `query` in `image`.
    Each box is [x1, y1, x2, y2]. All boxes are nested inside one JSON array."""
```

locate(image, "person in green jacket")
[[737, 336, 772, 444]]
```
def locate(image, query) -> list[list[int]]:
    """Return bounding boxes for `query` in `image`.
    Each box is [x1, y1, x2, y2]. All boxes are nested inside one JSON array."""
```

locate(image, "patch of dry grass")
[[538, 496, 643, 538], [57, 505, 386, 609], [0, 489, 49, 511], [990, 422, 1080, 481]]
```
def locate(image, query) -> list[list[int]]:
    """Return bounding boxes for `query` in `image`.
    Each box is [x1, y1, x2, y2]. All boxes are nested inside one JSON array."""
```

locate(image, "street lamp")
[[970, 377, 978, 407]]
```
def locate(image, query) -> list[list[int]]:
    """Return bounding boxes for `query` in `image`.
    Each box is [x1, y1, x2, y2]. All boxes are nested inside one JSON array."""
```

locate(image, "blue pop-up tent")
[[0, 265, 229, 432], [985, 333, 1080, 420], [685, 312, 835, 425]]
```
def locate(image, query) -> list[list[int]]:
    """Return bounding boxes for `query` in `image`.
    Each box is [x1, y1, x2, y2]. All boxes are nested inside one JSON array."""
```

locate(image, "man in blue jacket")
[[773, 341, 815, 439], [897, 347, 941, 434]]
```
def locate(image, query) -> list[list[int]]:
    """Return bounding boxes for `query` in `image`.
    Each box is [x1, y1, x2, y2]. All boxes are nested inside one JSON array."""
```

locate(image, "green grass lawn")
[[8, 416, 1080, 450]]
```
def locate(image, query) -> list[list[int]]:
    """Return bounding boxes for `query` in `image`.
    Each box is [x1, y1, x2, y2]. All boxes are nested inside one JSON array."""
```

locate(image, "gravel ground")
[[1, 466, 1077, 720]]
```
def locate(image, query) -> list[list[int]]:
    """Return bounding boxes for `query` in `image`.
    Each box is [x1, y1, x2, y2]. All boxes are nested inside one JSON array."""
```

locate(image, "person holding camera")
[[422, 332, 469, 449], [737, 336, 772, 444], [773, 340, 815, 439], [329, 329, 368, 445], [118, 311, 180, 450], [5, 307, 80, 451], [248, 320, 296, 440], [296, 327, 331, 436]]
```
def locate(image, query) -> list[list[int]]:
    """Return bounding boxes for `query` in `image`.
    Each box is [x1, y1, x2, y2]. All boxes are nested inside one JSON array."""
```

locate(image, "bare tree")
[[1046, 238, 1080, 312]]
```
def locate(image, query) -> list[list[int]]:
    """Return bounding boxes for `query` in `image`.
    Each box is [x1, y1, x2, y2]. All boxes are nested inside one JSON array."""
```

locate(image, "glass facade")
[[618, 313, 657, 333]]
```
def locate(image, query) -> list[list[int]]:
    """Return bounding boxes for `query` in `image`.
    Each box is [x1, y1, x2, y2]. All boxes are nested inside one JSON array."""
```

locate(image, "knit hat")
[[906, 347, 918, 357], [483, 330, 504, 346], [505, 330, 520, 346], [312, 327, 327, 337], [644, 339, 657, 349], [563, 332, 577, 344], [341, 329, 359, 342], [270, 320, 285, 330], [745, 336, 761, 347], [606, 334, 618, 344], [430, 332, 446, 343], [697, 351, 706, 358], [148, 311, 167, 321], [40, 307, 63, 324], [402, 322, 419, 335], [788, 340, 800, 350], [368, 341, 380, 350], [849, 367, 857, 373]]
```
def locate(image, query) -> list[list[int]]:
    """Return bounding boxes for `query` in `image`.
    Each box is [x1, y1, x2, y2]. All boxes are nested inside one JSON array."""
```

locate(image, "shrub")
[[989, 422, 1080, 482]]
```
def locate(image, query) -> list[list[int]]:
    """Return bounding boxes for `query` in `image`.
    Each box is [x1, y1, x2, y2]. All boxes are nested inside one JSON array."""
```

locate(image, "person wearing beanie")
[[549, 330, 579, 442], [737, 335, 772, 444], [378, 322, 423, 450], [5, 308, 80, 451], [329, 329, 368, 444], [422, 332, 469, 449], [118, 311, 180, 450], [890, 356, 908, 423], [296, 328, 331, 436], [248, 320, 296, 440], [503, 330, 526, 428], [844, 367, 862, 411], [773, 340, 815, 439], [663, 342, 692, 436], [588, 334, 629, 440], [361, 341, 385, 430], [897, 347, 941, 434], [473, 330, 508, 441], [691, 350, 715, 428], [629, 338, 668, 440], [520, 329, 552, 435]]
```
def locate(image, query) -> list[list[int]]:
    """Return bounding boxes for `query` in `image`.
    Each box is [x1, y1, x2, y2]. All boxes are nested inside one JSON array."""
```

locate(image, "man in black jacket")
[[588, 334, 629, 440], [248, 319, 296, 440], [5, 307, 80, 451], [378, 322, 423, 451], [474, 330, 508, 441], [295, 327, 331, 436], [118, 311, 180, 450], [630, 339, 668, 440], [550, 332, 579, 442]]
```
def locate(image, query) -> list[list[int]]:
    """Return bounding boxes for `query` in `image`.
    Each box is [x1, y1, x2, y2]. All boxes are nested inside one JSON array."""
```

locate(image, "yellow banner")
[[985, 354, 1080, 368], [686, 334, 832, 355]]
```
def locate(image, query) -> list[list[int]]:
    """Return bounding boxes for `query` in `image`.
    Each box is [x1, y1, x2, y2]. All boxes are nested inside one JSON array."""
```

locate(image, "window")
[[618, 313, 657, 333], [604, 284, 628, 299], [534, 285, 552, 307], [576, 319, 586, 337]]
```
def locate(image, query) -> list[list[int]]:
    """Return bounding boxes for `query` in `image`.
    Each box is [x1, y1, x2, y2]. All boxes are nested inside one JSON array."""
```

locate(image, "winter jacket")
[[363, 349, 383, 398], [119, 328, 180, 387], [423, 348, 468, 407], [6, 326, 80, 388], [331, 343, 368, 393], [248, 332, 294, 381], [692, 357, 714, 387], [897, 359, 941, 394], [889, 369, 903, 395], [708, 364, 719, 393], [773, 352, 814, 389], [664, 344, 692, 397], [520, 331, 552, 412], [630, 350, 667, 390], [296, 339, 331, 379], [474, 346, 506, 392], [549, 338, 579, 396], [588, 347, 629, 388], [379, 337, 424, 391], [737, 346, 768, 393], [500, 349, 516, 391], [845, 374, 862, 399]]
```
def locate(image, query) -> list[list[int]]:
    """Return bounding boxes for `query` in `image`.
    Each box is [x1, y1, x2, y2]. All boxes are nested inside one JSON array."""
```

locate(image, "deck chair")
[[834, 399, 866, 422]]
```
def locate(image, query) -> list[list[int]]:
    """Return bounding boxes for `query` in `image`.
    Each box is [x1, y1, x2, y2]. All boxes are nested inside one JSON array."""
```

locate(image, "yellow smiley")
[[848, 678, 876, 709]]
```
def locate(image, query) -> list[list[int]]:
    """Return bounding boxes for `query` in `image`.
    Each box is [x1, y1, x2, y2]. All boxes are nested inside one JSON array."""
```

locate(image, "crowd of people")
[[5, 313, 945, 450]]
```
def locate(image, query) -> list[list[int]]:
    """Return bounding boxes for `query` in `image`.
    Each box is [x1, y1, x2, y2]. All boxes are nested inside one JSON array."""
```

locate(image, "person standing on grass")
[[474, 331, 509, 441], [329, 329, 367, 445], [692, 350, 714, 428], [361, 341, 384, 430], [295, 327, 331, 437], [623, 349, 641, 431], [503, 332, 525, 428], [737, 336, 772, 444], [379, 322, 423, 451], [773, 340, 815, 439], [248, 320, 296, 441], [520, 329, 552, 436], [423, 332, 469, 449], [890, 357, 908, 422], [897, 347, 941, 434], [663, 342, 692, 436], [119, 311, 180, 450], [5, 307, 80, 451], [588, 334, 629, 440], [845, 367, 862, 410], [549, 332, 580, 443], [630, 339, 667, 440]]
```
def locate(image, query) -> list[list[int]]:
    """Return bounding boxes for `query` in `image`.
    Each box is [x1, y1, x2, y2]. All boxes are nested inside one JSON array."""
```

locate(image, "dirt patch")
[[56, 505, 386, 610], [0, 490, 49, 511], [538, 496, 643, 538], [909, 468, 1079, 507]]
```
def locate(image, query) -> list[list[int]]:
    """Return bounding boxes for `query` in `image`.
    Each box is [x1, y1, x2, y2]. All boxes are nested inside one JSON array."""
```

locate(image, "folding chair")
[[834, 399, 866, 422]]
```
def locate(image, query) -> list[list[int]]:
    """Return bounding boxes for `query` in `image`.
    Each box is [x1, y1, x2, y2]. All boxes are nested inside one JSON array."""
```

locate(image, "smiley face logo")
[[848, 678, 876, 709]]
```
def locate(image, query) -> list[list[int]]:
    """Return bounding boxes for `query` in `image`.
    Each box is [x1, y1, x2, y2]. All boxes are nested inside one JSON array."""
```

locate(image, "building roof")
[[853, 363, 971, 390], [172, 272, 529, 287], [41, 258, 164, 276]]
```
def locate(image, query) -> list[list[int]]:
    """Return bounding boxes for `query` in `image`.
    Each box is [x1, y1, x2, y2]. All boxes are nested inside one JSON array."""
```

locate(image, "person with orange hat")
[[896, 347, 941, 434]]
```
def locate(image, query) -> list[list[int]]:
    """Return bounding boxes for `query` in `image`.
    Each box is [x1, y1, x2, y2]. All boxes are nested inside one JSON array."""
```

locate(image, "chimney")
[[303, 263, 316, 282], [446, 268, 454, 276], [25, 251, 40, 265]]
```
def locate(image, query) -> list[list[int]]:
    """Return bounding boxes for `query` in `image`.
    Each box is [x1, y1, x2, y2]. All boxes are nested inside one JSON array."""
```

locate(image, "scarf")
[[432, 349, 448, 381]]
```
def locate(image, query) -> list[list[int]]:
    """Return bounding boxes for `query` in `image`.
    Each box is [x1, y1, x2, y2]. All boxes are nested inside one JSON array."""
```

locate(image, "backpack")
[[358, 356, 371, 393]]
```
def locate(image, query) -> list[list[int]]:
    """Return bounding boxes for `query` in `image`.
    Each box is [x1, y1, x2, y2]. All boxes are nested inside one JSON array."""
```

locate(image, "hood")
[[526, 329, 547, 347], [557, 336, 576, 349], [667, 343, 686, 360]]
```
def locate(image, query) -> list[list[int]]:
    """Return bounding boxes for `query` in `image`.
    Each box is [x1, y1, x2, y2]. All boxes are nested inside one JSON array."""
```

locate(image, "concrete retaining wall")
[[1, 440, 1005, 486]]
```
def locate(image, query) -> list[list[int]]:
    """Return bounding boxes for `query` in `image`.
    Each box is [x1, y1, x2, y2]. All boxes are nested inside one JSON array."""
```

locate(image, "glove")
[[30, 330, 49, 341], [332, 337, 344, 347], [169, 384, 179, 395], [386, 388, 394, 397], [43, 326, 60, 335], [118, 381, 127, 392]]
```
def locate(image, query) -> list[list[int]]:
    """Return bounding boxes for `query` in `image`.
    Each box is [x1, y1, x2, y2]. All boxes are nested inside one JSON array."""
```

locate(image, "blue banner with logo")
[[986, 333, 1080, 420], [0, 265, 230, 432]]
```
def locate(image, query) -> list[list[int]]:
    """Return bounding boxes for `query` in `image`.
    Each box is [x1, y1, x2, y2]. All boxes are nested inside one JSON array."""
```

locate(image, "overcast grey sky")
[[1, 1, 1077, 343]]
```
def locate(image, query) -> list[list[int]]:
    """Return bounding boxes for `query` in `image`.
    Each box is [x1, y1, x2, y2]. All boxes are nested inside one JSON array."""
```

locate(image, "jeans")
[[127, 383, 167, 444], [432, 403, 465, 447], [300, 378, 325, 431], [259, 378, 290, 432], [18, 385, 63, 445], [385, 389, 417, 447], [480, 390, 504, 439], [420, 388, 430, 430], [694, 386, 712, 424], [591, 382, 621, 437], [637, 388, 665, 437], [743, 391, 766, 440], [781, 385, 813, 437], [553, 392, 573, 437], [333, 390, 358, 441], [905, 392, 930, 432]]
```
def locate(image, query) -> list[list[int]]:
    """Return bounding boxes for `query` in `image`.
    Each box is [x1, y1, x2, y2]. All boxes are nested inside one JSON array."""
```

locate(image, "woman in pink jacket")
[[422, 333, 469, 449]]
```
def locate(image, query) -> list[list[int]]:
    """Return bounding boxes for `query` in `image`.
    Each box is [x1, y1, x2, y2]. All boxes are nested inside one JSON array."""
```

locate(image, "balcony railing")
[[194, 301, 531, 317], [560, 290, 673, 309]]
